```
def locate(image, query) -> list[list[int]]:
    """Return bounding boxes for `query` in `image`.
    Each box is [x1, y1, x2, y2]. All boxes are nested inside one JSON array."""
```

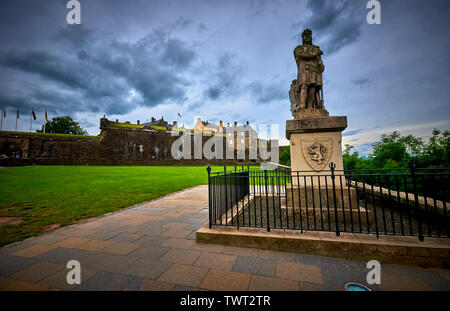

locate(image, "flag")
[[32, 108, 36, 120], [177, 112, 182, 118], [45, 109, 48, 122], [16, 108, 19, 119]]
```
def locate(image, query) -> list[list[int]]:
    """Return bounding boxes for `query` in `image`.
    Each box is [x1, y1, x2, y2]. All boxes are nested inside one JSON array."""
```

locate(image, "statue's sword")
[[320, 87, 324, 107]]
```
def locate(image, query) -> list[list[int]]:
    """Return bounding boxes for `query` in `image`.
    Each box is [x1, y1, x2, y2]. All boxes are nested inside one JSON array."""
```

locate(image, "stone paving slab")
[[1, 185, 449, 291], [76, 271, 134, 291]]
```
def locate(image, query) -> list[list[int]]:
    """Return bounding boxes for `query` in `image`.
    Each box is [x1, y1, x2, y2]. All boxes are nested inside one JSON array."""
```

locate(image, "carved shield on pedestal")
[[301, 138, 332, 171]]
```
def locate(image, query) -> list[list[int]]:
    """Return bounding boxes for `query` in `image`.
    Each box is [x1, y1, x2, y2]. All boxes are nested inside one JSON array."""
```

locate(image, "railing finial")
[[329, 162, 336, 171]]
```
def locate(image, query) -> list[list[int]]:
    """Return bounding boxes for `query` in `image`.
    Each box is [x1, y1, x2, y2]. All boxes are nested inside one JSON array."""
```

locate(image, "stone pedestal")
[[284, 112, 364, 228], [286, 111, 347, 186]]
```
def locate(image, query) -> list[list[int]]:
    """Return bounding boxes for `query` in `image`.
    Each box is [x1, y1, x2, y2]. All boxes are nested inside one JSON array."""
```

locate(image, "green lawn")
[[0, 165, 228, 246]]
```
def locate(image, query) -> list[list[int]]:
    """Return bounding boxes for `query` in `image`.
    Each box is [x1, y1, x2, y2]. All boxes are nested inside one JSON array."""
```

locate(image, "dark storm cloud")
[[206, 87, 221, 100], [162, 38, 197, 67], [0, 92, 27, 109], [352, 78, 371, 88], [0, 19, 198, 115], [1, 50, 85, 89], [198, 23, 208, 33], [248, 0, 269, 16], [204, 53, 243, 100], [293, 0, 365, 55], [54, 26, 95, 48], [203, 52, 286, 104], [247, 81, 286, 103], [1, 48, 132, 115]]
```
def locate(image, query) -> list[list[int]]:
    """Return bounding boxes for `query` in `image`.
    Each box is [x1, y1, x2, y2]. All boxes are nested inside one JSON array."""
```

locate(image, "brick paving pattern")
[[1, 185, 449, 291]]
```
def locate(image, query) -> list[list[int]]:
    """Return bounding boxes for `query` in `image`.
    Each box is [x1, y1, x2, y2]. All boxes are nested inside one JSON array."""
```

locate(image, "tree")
[[343, 144, 360, 170], [419, 129, 450, 168], [370, 131, 411, 168], [343, 144, 370, 170], [279, 146, 291, 166], [37, 116, 88, 135], [398, 134, 424, 158], [343, 129, 448, 170]]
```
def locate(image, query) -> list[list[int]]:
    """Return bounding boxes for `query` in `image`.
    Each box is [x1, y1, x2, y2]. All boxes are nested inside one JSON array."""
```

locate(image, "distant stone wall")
[[0, 117, 284, 165], [0, 124, 283, 166], [0, 132, 101, 159], [0, 131, 179, 162], [0, 157, 259, 167]]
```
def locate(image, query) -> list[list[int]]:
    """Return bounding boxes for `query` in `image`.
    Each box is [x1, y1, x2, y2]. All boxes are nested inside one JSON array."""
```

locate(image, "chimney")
[[137, 120, 140, 125], [219, 120, 223, 131]]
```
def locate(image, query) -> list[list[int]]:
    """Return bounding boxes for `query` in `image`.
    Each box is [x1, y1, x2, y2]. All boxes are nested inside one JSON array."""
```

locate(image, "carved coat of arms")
[[301, 138, 332, 171]]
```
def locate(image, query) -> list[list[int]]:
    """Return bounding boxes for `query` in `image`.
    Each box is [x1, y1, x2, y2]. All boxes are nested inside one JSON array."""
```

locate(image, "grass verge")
[[0, 165, 226, 246]]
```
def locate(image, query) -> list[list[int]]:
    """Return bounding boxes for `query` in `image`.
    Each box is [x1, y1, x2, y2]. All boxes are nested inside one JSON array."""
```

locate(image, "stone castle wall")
[[0, 117, 281, 164]]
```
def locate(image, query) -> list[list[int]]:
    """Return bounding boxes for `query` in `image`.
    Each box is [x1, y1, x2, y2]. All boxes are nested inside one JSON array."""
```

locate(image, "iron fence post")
[[224, 165, 229, 225], [410, 162, 424, 241], [329, 162, 340, 237], [207, 166, 212, 229], [235, 168, 239, 230], [264, 169, 270, 232]]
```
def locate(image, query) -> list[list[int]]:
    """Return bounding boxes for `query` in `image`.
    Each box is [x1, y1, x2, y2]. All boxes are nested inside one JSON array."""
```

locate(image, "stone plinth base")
[[286, 184, 357, 208], [285, 185, 371, 226]]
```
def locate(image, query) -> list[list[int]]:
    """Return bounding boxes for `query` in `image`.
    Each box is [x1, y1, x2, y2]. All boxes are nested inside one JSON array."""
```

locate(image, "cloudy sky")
[[0, 0, 449, 154]]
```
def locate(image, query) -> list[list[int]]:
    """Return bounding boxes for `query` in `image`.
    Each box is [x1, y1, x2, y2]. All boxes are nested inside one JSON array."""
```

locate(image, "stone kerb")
[[196, 225, 450, 268]]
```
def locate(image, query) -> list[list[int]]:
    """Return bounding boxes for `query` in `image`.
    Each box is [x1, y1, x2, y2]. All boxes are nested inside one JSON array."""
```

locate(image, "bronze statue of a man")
[[290, 29, 325, 117]]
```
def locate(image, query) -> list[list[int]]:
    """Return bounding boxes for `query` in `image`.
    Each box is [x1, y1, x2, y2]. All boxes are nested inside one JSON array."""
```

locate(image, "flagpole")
[[30, 111, 32, 132], [15, 110, 18, 132], [0, 106, 3, 130], [44, 108, 47, 133], [177, 112, 183, 128]]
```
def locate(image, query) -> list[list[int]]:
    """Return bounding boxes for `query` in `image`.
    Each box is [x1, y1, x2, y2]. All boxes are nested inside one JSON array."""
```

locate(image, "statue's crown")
[[302, 28, 312, 36]]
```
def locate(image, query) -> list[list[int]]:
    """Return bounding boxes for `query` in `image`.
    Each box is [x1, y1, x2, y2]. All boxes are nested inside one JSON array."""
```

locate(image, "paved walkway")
[[1, 185, 449, 291]]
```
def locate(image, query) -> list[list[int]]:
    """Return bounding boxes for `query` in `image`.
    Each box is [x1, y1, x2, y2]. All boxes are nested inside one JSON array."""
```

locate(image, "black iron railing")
[[207, 164, 450, 241]]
